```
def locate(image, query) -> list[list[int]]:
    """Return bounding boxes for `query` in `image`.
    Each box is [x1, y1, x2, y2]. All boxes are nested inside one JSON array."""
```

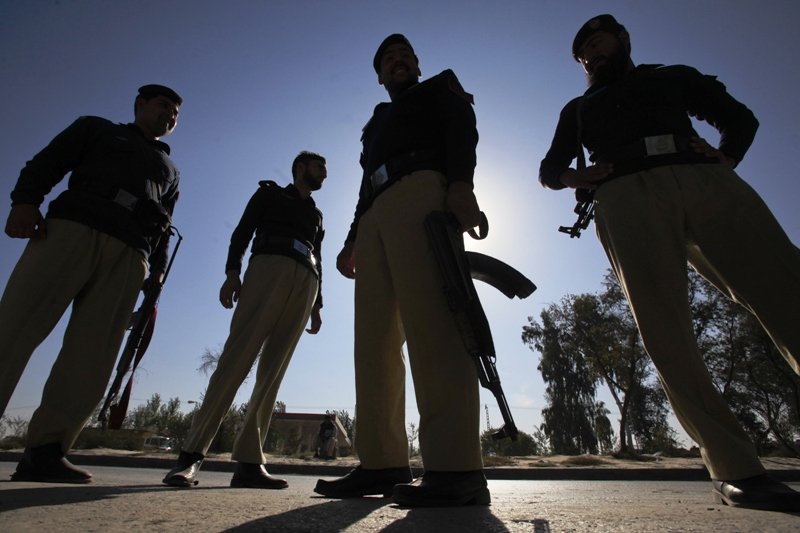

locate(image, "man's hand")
[[5, 204, 46, 239], [141, 274, 164, 293], [219, 271, 242, 309], [559, 164, 613, 189], [306, 304, 322, 334], [690, 136, 736, 168], [336, 241, 356, 279], [445, 181, 481, 231]]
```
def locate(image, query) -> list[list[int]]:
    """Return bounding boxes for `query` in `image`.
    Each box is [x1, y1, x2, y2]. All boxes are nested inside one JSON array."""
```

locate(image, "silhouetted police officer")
[[162, 151, 326, 490], [540, 14, 800, 512], [314, 34, 489, 507], [1, 84, 182, 483]]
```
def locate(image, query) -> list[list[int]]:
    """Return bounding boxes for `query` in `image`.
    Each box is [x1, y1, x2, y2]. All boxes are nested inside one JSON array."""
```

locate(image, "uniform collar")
[[125, 123, 172, 154]]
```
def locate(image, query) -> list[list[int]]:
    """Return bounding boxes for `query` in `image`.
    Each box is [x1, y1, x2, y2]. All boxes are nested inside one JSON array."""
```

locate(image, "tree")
[[407, 422, 420, 457], [523, 299, 600, 454], [0, 415, 29, 439], [125, 393, 184, 435], [689, 271, 800, 455], [524, 267, 799, 458], [333, 409, 354, 441], [523, 272, 676, 455], [208, 402, 248, 454]]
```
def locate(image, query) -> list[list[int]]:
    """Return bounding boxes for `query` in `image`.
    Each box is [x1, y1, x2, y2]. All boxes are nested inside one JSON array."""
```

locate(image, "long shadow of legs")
[[223, 497, 390, 532], [380, 506, 512, 533], [0, 483, 217, 512]]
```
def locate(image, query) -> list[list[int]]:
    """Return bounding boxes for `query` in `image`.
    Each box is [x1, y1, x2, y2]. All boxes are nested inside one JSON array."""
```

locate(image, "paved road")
[[1, 462, 799, 532]]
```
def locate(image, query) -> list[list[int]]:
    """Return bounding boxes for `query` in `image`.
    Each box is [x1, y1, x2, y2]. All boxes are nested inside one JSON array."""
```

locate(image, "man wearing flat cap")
[[314, 34, 489, 507], [540, 14, 800, 512], [0, 84, 182, 483]]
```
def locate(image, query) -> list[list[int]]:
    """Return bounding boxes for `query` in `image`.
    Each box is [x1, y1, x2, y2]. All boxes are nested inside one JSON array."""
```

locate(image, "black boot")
[[392, 470, 490, 507], [162, 450, 204, 487], [712, 474, 800, 512], [314, 465, 413, 498], [230, 462, 288, 489], [10, 443, 92, 484]]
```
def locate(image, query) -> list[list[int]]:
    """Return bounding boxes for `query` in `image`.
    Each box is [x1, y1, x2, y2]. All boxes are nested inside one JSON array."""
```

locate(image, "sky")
[[2, 0, 799, 450]]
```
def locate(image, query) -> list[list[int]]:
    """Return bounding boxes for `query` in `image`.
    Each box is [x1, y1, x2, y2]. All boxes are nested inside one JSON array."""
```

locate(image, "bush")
[[74, 428, 146, 451]]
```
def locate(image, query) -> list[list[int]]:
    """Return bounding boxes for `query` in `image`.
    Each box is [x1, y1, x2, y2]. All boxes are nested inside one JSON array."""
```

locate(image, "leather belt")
[[598, 134, 692, 163], [255, 235, 316, 267], [367, 149, 444, 199]]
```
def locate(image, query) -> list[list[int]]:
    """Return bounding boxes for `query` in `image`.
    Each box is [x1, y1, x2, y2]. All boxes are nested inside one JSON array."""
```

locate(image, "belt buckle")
[[113, 189, 139, 210], [292, 239, 310, 258], [369, 164, 389, 191], [644, 134, 677, 156]]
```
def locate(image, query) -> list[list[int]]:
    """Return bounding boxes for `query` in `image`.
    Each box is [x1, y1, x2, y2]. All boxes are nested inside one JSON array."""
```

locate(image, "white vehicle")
[[143, 436, 173, 451]]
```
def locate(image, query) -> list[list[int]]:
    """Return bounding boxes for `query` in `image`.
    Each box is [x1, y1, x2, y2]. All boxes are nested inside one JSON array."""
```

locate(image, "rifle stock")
[[424, 211, 536, 441]]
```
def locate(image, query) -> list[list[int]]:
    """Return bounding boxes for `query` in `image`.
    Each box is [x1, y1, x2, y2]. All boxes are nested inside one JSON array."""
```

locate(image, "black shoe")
[[314, 465, 413, 498], [712, 474, 800, 512], [10, 443, 92, 484], [392, 470, 490, 507], [162, 450, 204, 487], [230, 462, 288, 489]]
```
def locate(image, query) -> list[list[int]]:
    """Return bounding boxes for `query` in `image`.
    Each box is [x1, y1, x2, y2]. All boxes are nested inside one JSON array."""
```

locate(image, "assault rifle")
[[98, 226, 183, 429], [425, 211, 536, 441], [558, 188, 595, 238]]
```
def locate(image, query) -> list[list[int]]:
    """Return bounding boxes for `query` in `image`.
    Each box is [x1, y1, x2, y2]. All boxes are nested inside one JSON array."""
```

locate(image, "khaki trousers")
[[594, 163, 800, 480], [353, 171, 483, 471], [182, 254, 317, 464], [0, 219, 147, 451]]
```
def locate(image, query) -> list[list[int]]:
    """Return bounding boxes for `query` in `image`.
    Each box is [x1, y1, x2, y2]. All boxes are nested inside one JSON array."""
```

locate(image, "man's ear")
[[294, 162, 306, 181], [133, 96, 143, 117]]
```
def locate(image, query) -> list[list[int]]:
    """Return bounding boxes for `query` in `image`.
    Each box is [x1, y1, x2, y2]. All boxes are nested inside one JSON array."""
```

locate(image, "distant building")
[[269, 412, 352, 457]]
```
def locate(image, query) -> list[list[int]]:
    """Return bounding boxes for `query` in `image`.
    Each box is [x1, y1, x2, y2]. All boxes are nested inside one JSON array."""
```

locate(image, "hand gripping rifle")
[[558, 96, 596, 238], [424, 211, 536, 441], [98, 226, 183, 429], [558, 188, 595, 238]]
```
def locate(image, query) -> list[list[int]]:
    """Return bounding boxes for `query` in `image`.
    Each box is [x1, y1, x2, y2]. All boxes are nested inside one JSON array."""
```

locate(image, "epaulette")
[[444, 69, 474, 104], [258, 179, 280, 189]]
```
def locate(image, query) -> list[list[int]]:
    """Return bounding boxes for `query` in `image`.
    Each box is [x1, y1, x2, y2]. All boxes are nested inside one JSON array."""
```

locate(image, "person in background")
[[162, 151, 326, 490]]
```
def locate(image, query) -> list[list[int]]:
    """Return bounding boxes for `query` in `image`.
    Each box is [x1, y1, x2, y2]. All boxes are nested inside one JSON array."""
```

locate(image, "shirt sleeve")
[[225, 188, 265, 273], [11, 116, 94, 206], [439, 71, 478, 187], [148, 186, 180, 276], [313, 224, 324, 308], [682, 67, 758, 163], [539, 98, 582, 190]]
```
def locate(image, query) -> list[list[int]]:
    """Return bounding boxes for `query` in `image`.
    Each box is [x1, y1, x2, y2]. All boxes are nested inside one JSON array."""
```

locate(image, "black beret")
[[373, 33, 417, 73], [572, 14, 627, 61], [138, 84, 183, 106]]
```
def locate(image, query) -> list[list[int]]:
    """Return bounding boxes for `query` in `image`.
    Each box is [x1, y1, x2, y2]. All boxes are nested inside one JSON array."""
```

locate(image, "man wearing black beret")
[[0, 84, 182, 483], [540, 14, 800, 512], [314, 34, 489, 507]]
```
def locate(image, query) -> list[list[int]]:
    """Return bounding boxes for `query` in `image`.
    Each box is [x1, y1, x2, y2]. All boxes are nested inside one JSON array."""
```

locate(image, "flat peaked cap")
[[138, 84, 183, 105], [572, 14, 626, 61], [373, 34, 417, 73]]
